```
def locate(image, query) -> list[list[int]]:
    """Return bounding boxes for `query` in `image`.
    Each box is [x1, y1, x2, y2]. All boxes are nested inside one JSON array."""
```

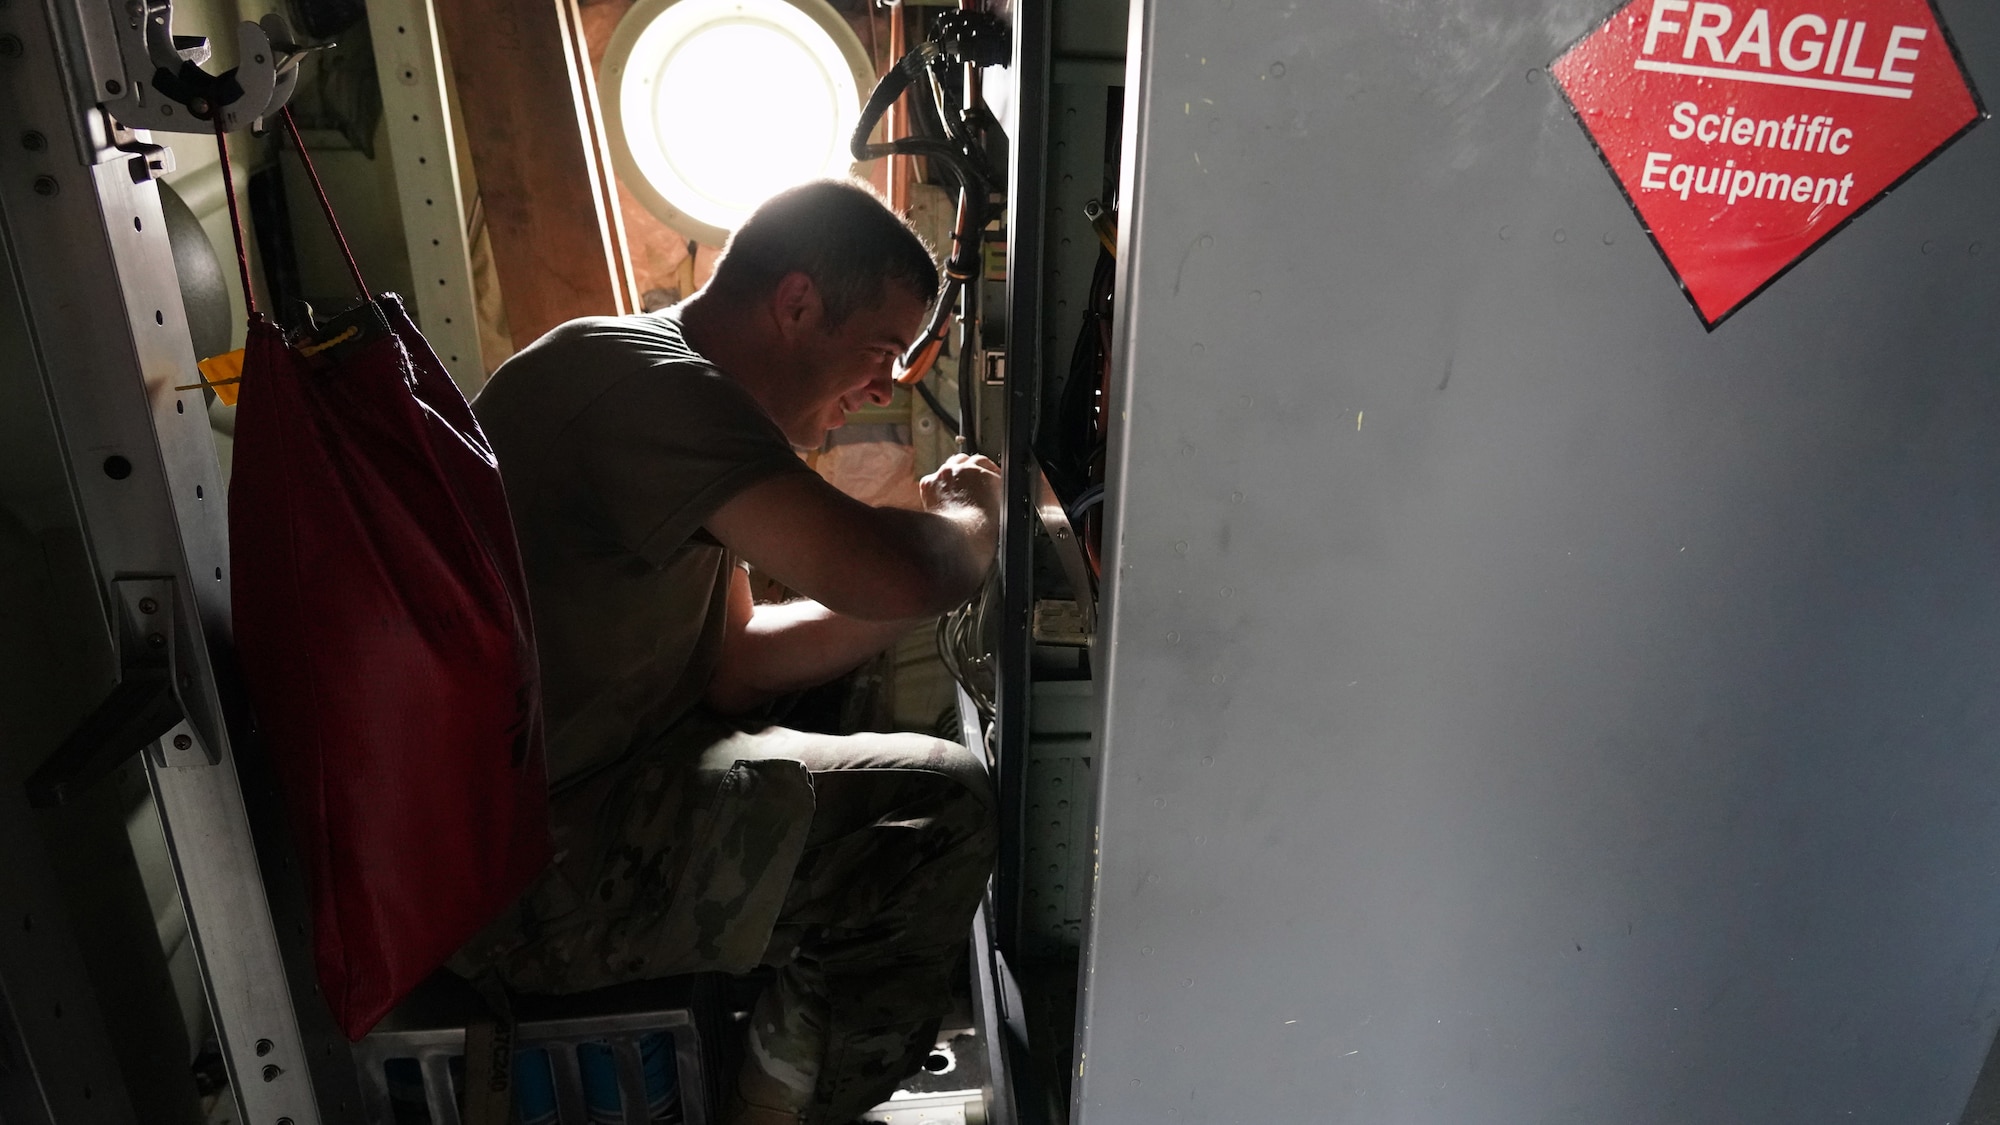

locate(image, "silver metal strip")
[[672, 1025, 710, 1125], [611, 1037, 651, 1124], [365, 0, 486, 394], [0, 2, 328, 1121], [549, 1042, 591, 1125], [420, 1052, 462, 1125]]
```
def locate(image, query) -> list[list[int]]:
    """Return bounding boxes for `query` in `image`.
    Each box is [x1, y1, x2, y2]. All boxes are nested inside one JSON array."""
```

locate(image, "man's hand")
[[920, 453, 1001, 552]]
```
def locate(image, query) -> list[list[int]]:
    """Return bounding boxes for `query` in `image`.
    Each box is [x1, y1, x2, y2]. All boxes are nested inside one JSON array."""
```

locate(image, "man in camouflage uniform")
[[456, 181, 1000, 1125]]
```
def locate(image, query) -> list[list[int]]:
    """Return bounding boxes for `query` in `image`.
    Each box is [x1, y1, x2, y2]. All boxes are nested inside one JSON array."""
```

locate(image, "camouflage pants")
[[452, 712, 996, 1125]]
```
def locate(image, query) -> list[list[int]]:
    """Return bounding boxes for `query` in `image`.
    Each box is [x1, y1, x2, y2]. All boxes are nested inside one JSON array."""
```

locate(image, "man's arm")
[[703, 567, 922, 714], [704, 453, 1000, 621], [701, 452, 1000, 714]]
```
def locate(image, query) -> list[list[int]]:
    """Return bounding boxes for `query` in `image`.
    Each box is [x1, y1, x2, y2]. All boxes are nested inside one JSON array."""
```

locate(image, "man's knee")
[[856, 734, 996, 881], [896, 734, 993, 813]]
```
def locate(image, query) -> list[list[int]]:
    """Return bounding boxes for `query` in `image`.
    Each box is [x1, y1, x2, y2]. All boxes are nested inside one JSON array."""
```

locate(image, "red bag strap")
[[212, 114, 260, 319], [210, 106, 372, 317], [276, 106, 370, 301]]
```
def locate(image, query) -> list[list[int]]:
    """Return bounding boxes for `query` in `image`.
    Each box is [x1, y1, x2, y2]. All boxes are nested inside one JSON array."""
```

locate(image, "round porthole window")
[[602, 0, 874, 245]]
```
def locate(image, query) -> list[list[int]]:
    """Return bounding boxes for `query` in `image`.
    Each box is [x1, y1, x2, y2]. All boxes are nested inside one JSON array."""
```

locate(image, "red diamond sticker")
[[1552, 0, 1986, 327]]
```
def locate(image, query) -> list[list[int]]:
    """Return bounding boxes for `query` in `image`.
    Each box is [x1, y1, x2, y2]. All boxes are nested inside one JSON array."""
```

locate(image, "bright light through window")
[[606, 0, 866, 240]]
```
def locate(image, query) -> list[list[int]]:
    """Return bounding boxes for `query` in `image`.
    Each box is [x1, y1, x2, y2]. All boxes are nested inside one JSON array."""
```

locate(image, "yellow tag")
[[197, 350, 244, 406]]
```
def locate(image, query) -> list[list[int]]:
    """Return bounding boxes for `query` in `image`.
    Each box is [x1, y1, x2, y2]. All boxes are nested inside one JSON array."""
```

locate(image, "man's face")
[[782, 281, 929, 447]]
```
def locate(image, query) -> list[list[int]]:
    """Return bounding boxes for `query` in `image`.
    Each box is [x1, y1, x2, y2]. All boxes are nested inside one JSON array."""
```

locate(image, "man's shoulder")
[[474, 313, 730, 432], [493, 312, 709, 384]]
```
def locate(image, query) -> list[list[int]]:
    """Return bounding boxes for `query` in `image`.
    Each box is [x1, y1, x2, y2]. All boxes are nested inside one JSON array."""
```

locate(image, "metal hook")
[[102, 1, 320, 137]]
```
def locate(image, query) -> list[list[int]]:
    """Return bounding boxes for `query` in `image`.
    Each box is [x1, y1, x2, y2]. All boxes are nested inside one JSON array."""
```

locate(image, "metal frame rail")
[[996, 0, 1052, 967], [0, 0, 355, 1120]]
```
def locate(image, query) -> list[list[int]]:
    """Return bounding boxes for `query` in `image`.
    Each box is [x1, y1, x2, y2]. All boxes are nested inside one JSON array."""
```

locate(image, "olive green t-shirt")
[[472, 312, 811, 789]]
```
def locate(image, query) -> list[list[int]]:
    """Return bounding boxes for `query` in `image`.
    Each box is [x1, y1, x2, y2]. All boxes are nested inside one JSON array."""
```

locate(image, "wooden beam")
[[433, 0, 638, 349]]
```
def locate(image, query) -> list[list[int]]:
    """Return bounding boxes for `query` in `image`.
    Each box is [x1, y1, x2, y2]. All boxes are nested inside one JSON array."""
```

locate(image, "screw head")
[[261, 1064, 281, 1082], [0, 35, 23, 59], [20, 130, 45, 152], [31, 175, 58, 197], [255, 1038, 273, 1056], [146, 632, 165, 649], [172, 734, 192, 751], [137, 597, 159, 614]]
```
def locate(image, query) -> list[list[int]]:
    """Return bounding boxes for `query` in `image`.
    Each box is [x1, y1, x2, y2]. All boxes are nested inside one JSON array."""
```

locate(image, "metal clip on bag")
[[218, 110, 549, 1039]]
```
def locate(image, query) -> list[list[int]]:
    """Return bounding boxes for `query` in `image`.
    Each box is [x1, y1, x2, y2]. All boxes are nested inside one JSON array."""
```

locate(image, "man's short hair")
[[707, 179, 940, 326]]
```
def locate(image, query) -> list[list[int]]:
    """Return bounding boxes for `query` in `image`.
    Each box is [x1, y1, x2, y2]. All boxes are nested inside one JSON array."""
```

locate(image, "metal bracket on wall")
[[39, 0, 316, 156], [26, 576, 217, 809], [106, 7, 314, 134]]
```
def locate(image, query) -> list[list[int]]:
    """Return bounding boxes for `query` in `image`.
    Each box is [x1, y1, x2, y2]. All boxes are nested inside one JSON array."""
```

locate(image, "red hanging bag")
[[220, 111, 549, 1038]]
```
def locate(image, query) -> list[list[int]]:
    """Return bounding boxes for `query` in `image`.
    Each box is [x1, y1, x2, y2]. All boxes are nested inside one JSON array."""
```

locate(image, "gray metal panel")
[[1078, 1, 2000, 1122]]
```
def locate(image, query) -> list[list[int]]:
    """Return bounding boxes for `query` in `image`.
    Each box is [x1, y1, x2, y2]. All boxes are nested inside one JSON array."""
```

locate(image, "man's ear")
[[769, 271, 822, 340]]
